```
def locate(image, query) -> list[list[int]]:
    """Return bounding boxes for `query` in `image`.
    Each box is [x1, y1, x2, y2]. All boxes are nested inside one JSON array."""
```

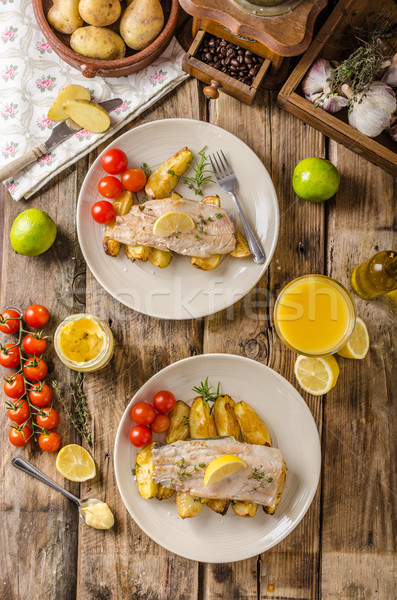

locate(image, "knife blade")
[[0, 98, 123, 183]]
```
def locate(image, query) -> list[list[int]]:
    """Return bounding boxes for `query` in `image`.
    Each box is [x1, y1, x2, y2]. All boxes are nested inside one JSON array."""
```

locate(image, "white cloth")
[[0, 0, 188, 200]]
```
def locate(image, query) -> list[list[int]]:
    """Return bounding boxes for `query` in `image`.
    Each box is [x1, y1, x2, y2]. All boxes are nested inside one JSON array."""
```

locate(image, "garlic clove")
[[302, 58, 332, 96], [306, 91, 348, 113], [344, 82, 396, 138], [387, 115, 397, 142], [382, 53, 397, 88]]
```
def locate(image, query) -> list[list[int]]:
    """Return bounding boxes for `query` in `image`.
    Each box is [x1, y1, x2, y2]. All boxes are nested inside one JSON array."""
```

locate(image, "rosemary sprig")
[[182, 147, 215, 195], [192, 376, 220, 406], [52, 373, 92, 444]]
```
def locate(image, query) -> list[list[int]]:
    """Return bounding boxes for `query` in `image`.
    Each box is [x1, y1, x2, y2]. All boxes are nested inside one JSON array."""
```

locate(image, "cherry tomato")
[[22, 333, 47, 356], [131, 402, 156, 426], [98, 175, 123, 199], [39, 431, 61, 452], [7, 399, 30, 424], [0, 309, 21, 334], [101, 148, 128, 175], [23, 357, 48, 382], [151, 413, 170, 434], [91, 200, 116, 224], [0, 343, 20, 369], [121, 168, 147, 192], [129, 425, 152, 447], [9, 424, 31, 447], [4, 373, 25, 399], [24, 305, 50, 328], [29, 382, 53, 407], [36, 407, 59, 430], [152, 390, 176, 414]]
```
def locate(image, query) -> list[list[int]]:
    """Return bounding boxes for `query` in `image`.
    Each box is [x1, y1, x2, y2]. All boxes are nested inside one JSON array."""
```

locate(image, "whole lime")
[[293, 157, 340, 202], [10, 208, 57, 256]]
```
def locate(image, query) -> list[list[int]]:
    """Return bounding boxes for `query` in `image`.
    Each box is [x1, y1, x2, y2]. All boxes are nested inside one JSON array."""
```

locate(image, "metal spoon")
[[11, 455, 111, 527]]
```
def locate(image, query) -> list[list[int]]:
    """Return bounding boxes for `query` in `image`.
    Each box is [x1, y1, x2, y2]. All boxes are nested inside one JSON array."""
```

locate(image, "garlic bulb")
[[383, 53, 397, 88], [302, 59, 347, 113], [342, 82, 396, 137], [387, 115, 397, 142]]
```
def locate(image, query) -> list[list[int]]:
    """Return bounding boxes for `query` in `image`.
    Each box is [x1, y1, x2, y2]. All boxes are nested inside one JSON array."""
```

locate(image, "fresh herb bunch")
[[192, 377, 220, 406], [182, 147, 215, 195], [52, 373, 92, 444]]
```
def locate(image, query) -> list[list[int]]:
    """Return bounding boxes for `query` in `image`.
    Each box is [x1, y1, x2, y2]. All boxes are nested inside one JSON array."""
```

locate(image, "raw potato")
[[176, 492, 207, 519], [70, 26, 126, 60], [63, 99, 110, 134], [234, 401, 272, 446], [145, 147, 193, 199], [263, 461, 286, 515], [125, 244, 151, 262], [165, 401, 190, 444], [120, 0, 164, 51], [202, 195, 221, 207], [47, 0, 83, 34], [103, 191, 133, 257], [78, 0, 121, 26], [48, 85, 91, 122], [213, 395, 240, 439], [230, 230, 251, 258], [190, 254, 221, 270], [189, 397, 217, 439], [148, 247, 173, 268], [135, 443, 158, 500], [232, 501, 258, 517]]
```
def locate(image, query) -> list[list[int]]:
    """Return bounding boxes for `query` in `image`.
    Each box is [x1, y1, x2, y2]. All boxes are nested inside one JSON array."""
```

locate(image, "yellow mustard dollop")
[[80, 501, 114, 530], [59, 317, 105, 363]]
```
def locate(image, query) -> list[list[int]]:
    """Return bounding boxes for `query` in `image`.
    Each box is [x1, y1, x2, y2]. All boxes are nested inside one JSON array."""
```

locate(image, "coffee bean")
[[220, 40, 227, 47], [237, 55, 244, 64], [245, 56, 252, 65], [230, 58, 239, 67], [214, 56, 220, 63]]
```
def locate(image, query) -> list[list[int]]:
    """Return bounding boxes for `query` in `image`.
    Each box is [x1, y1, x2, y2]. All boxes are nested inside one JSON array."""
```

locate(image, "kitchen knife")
[[0, 98, 123, 183]]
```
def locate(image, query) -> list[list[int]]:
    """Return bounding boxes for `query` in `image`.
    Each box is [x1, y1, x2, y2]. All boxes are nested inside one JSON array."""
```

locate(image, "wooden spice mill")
[[181, 0, 328, 103]]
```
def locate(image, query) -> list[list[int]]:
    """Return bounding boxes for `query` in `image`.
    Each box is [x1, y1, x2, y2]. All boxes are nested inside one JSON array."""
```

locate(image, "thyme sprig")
[[141, 162, 152, 178], [52, 373, 92, 444], [181, 147, 215, 195], [192, 376, 220, 406]]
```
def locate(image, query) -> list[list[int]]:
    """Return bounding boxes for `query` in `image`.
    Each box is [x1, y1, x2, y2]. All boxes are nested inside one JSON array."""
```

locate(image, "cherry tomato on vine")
[[23, 357, 48, 382], [0, 343, 21, 369], [29, 382, 53, 407], [152, 390, 176, 414], [4, 373, 25, 399], [9, 424, 31, 447], [24, 305, 50, 328], [129, 425, 152, 447], [36, 407, 59, 430], [91, 200, 116, 224], [0, 309, 21, 334], [7, 399, 30, 425], [151, 413, 170, 434], [131, 402, 156, 426], [98, 175, 123, 199], [121, 168, 147, 192], [101, 148, 128, 175], [22, 333, 47, 356], [38, 431, 61, 452]]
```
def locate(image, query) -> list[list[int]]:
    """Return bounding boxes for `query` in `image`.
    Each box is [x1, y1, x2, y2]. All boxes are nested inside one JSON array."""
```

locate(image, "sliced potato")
[[230, 230, 251, 258], [48, 85, 91, 122], [263, 460, 286, 515], [156, 485, 175, 500], [104, 191, 133, 257], [148, 247, 173, 268], [63, 99, 110, 134], [135, 443, 158, 500], [145, 147, 193, 199], [201, 195, 221, 207], [234, 401, 272, 446], [189, 397, 217, 439], [125, 244, 151, 262], [213, 395, 240, 439], [232, 501, 258, 517], [207, 499, 230, 515], [190, 254, 221, 271], [176, 492, 207, 519], [166, 401, 190, 444]]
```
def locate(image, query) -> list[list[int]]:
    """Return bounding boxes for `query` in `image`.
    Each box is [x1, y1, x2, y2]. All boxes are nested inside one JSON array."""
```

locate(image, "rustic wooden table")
[[1, 28, 396, 600]]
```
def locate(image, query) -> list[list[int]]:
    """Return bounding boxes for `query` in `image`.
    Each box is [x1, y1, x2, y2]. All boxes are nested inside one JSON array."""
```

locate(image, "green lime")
[[10, 208, 57, 256], [293, 157, 340, 202]]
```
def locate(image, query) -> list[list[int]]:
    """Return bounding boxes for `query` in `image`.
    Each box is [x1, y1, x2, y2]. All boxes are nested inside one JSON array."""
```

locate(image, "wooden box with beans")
[[182, 30, 271, 105]]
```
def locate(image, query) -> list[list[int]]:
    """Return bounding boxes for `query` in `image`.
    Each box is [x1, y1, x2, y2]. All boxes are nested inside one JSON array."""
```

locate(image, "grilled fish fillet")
[[110, 198, 236, 258], [151, 437, 286, 509]]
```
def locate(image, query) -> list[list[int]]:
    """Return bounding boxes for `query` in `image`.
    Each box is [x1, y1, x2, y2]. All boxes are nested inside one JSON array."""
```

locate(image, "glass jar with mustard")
[[54, 313, 114, 372]]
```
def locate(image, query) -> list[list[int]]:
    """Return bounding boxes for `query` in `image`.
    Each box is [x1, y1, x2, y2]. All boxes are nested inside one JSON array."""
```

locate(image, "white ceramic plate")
[[77, 119, 279, 319], [114, 354, 321, 563]]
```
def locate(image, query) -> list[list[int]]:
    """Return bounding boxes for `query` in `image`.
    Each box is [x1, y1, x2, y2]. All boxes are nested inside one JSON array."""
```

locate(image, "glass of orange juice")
[[274, 274, 356, 357]]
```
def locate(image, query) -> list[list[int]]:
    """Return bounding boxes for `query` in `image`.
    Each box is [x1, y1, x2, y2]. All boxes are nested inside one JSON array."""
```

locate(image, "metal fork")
[[209, 151, 266, 264]]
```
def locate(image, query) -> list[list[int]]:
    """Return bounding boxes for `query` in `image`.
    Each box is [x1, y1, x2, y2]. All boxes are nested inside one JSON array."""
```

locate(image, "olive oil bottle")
[[350, 251, 397, 299]]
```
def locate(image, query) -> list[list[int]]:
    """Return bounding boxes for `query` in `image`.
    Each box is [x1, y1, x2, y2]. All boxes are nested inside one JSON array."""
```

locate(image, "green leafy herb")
[[167, 169, 181, 179], [192, 377, 220, 406], [141, 162, 152, 178], [181, 147, 215, 195], [176, 457, 192, 480], [131, 468, 136, 476], [214, 213, 222, 219], [251, 465, 273, 489], [52, 374, 92, 444], [199, 462, 205, 468]]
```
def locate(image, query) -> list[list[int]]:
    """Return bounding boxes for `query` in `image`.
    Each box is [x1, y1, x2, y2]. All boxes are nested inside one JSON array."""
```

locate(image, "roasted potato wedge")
[[125, 244, 151, 262], [148, 247, 173, 268], [263, 460, 286, 515], [234, 401, 272, 446], [213, 394, 240, 438], [207, 499, 230, 515], [201, 195, 221, 207], [103, 191, 133, 256], [171, 192, 182, 200], [145, 147, 193, 199], [189, 397, 217, 439], [232, 501, 258, 517], [176, 492, 207, 519], [135, 443, 158, 500], [230, 230, 251, 258], [156, 485, 175, 500], [190, 254, 221, 271], [166, 401, 190, 444]]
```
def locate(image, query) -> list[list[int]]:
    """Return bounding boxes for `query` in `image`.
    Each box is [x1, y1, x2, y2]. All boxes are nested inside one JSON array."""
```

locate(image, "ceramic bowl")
[[32, 0, 180, 78]]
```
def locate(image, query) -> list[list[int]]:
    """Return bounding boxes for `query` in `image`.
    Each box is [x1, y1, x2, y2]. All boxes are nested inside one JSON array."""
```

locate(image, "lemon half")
[[294, 355, 339, 396], [337, 317, 369, 359], [152, 211, 195, 237], [56, 444, 96, 482], [203, 454, 247, 487]]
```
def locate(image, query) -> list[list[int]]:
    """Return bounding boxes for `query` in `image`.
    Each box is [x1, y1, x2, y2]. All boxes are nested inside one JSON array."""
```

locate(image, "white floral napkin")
[[0, 0, 189, 201]]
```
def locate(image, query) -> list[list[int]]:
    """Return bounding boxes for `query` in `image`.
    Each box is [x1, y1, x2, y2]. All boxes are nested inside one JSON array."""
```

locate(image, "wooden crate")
[[277, 0, 397, 176]]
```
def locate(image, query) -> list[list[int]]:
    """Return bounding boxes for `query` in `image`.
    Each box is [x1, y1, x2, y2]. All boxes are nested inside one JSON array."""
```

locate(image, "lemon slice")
[[152, 211, 195, 237], [336, 317, 369, 359], [203, 454, 247, 487], [56, 444, 96, 482], [294, 355, 339, 396]]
